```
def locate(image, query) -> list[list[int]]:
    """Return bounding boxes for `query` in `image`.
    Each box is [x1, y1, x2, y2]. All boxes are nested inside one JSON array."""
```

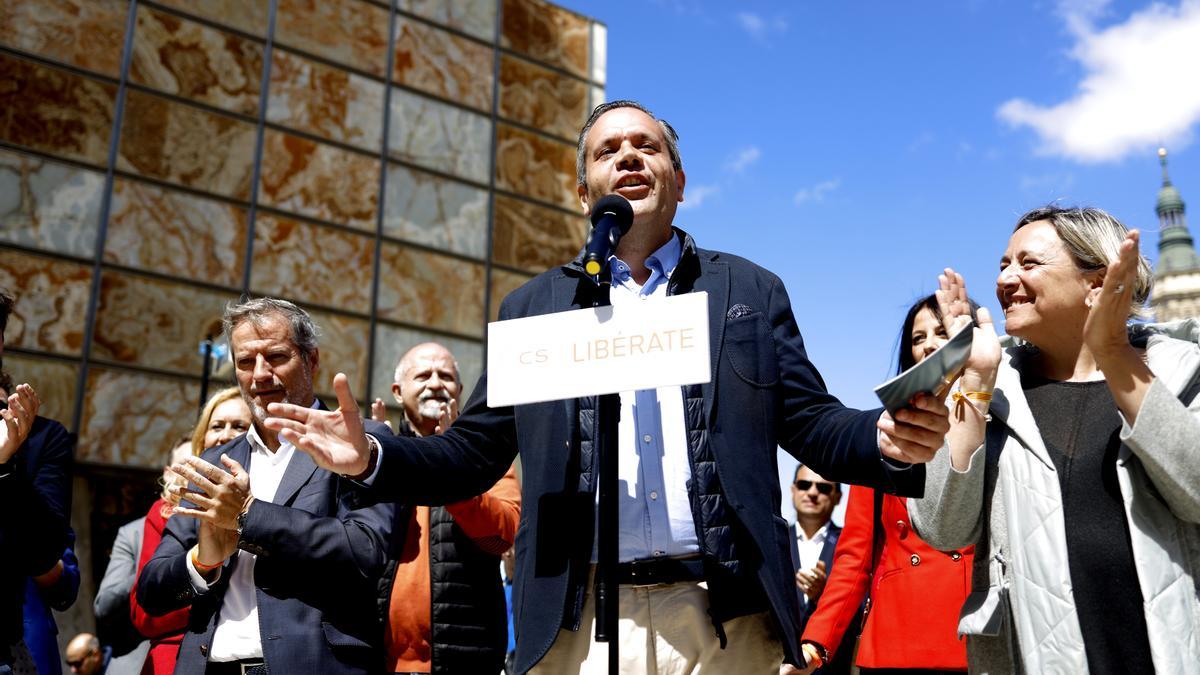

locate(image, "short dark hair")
[[576, 99, 683, 187], [0, 290, 14, 333], [222, 297, 320, 359], [896, 294, 980, 374]]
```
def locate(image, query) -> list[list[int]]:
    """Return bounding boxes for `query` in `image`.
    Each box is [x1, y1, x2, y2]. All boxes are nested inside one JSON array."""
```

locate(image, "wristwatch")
[[236, 507, 249, 542]]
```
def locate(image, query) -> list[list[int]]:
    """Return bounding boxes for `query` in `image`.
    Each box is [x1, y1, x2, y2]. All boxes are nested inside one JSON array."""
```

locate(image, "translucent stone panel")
[[153, 0, 270, 37], [398, 0, 497, 42], [1, 353, 78, 428], [129, 6, 263, 116], [92, 271, 239, 375], [250, 215, 375, 315], [0, 149, 103, 258], [118, 90, 256, 200], [267, 49, 385, 152], [383, 163, 487, 259], [501, 0, 589, 78], [489, 268, 534, 322], [78, 367, 200, 467], [494, 123, 576, 210], [392, 16, 493, 114], [388, 88, 491, 185], [591, 21, 606, 85], [499, 54, 588, 142], [306, 309, 370, 400], [492, 194, 586, 273], [0, 0, 126, 78], [105, 178, 248, 288], [0, 54, 116, 168], [0, 249, 91, 356], [275, 0, 389, 77], [376, 242, 486, 338], [257, 130, 380, 231], [369, 323, 483, 407]]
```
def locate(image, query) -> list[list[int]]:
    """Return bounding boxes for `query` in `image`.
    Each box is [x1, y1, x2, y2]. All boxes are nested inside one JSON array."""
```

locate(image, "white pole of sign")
[[486, 291, 711, 406]]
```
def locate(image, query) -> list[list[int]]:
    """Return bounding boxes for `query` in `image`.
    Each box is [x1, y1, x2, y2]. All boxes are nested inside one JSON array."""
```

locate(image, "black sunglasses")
[[794, 479, 835, 495]]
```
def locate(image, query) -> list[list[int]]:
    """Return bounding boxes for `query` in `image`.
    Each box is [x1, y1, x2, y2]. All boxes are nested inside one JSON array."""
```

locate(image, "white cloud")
[[679, 184, 719, 211], [793, 179, 840, 206], [736, 12, 787, 40], [725, 146, 761, 173], [997, 0, 1200, 163]]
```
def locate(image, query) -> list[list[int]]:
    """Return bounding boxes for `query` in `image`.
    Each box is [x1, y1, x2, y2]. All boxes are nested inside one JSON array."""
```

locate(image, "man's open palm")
[[264, 372, 372, 476]]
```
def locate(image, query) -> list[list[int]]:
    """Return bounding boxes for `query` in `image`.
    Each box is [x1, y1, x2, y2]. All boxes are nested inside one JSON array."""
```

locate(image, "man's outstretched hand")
[[877, 392, 951, 464], [264, 373, 372, 477]]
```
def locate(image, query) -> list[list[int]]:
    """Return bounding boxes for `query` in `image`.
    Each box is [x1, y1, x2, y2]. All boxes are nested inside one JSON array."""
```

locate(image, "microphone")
[[583, 194, 634, 277]]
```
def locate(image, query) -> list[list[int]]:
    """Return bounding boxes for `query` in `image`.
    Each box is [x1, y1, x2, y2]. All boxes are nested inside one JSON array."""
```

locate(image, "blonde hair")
[[190, 387, 244, 456]]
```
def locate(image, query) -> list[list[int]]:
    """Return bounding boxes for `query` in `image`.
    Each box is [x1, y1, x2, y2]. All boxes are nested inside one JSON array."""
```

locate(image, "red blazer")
[[130, 498, 189, 675], [801, 485, 971, 670]]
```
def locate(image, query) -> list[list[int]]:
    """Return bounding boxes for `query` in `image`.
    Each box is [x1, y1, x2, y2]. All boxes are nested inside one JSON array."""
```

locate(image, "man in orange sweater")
[[373, 343, 520, 675]]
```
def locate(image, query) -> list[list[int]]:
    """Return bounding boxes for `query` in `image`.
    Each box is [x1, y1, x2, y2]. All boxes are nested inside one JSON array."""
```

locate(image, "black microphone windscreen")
[[590, 194, 634, 233]]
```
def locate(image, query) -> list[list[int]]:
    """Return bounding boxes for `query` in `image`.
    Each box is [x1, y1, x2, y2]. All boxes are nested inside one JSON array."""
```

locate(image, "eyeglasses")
[[794, 480, 836, 495]]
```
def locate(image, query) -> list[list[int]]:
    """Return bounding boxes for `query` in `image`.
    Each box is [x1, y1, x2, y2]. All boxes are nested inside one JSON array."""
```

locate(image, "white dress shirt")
[[186, 423, 296, 662], [795, 522, 831, 572]]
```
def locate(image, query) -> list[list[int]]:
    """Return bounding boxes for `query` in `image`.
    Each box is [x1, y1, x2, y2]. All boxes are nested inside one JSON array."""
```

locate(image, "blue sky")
[[558, 0, 1200, 520]]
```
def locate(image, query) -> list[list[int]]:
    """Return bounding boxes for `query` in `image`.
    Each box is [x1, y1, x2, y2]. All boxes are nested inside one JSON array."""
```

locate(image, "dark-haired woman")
[[799, 295, 973, 674]]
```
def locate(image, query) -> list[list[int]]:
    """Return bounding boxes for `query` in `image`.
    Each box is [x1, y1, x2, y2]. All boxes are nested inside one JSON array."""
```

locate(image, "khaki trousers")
[[529, 577, 784, 675]]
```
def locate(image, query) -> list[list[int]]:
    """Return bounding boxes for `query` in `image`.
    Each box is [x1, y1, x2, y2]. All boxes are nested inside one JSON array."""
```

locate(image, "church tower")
[[1150, 148, 1200, 321]]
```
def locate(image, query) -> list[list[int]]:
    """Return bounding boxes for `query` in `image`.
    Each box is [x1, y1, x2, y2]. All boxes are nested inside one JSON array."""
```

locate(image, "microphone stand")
[[589, 272, 620, 675]]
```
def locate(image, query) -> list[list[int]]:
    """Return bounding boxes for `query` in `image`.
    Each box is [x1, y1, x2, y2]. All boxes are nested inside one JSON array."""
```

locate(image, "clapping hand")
[[936, 267, 1000, 395], [433, 398, 459, 436], [1084, 229, 1140, 362], [370, 398, 394, 432], [170, 455, 252, 531], [795, 560, 827, 601], [0, 383, 40, 464], [264, 373, 373, 477]]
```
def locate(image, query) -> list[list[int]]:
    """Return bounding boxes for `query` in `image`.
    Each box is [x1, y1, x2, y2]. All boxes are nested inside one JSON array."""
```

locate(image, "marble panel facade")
[[501, 0, 589, 79], [0, 149, 103, 258], [590, 22, 606, 85], [258, 130, 380, 230], [267, 49, 384, 151], [1, 353, 78, 427], [384, 163, 487, 259], [0, 0, 126, 78], [118, 90, 256, 199], [495, 124, 576, 210], [499, 54, 587, 142], [92, 271, 238, 374], [129, 6, 263, 116], [105, 178, 247, 287], [78, 367, 199, 467], [399, 0, 496, 42], [369, 323, 482, 406], [492, 194, 586, 272], [0, 250, 91, 356], [0, 54, 116, 168], [153, 0, 270, 37], [488, 267, 533, 322], [393, 16, 493, 114], [275, 0, 389, 77], [388, 88, 491, 185], [250, 215, 374, 314], [376, 242, 486, 337], [306, 309, 369, 399]]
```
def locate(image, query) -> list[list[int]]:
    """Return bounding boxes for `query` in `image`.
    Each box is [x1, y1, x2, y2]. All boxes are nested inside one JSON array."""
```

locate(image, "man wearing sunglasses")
[[789, 465, 842, 631]]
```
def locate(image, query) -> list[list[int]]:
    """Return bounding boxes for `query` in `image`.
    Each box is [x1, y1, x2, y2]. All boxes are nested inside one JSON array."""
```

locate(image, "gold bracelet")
[[951, 390, 993, 422]]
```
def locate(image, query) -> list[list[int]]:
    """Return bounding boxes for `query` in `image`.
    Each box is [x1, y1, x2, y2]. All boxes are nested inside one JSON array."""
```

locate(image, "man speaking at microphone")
[[264, 100, 951, 674]]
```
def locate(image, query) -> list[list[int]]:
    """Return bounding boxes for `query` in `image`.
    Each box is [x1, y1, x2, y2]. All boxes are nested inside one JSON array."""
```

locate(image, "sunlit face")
[[996, 220, 1096, 346], [392, 343, 460, 436], [910, 307, 949, 365], [791, 465, 841, 523], [578, 107, 685, 235], [204, 397, 252, 449], [230, 314, 318, 427]]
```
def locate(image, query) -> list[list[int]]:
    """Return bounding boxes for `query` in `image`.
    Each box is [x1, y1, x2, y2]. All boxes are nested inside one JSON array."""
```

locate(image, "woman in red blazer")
[[800, 295, 975, 673], [130, 389, 251, 674]]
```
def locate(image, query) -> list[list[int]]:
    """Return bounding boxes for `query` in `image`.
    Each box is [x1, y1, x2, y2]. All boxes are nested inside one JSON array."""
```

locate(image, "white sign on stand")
[[486, 292, 711, 407]]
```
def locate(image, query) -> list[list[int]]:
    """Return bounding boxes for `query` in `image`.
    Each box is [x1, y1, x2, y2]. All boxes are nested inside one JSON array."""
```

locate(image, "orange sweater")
[[386, 465, 521, 673]]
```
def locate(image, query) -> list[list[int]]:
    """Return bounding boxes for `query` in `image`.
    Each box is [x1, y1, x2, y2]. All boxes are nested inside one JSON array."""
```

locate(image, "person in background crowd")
[[787, 464, 849, 674], [801, 295, 975, 674], [190, 387, 252, 457], [22, 533, 80, 675], [64, 634, 108, 675], [94, 497, 152, 674], [911, 206, 1200, 672], [376, 343, 519, 675], [0, 290, 75, 675], [137, 297, 394, 675], [263, 100, 953, 675]]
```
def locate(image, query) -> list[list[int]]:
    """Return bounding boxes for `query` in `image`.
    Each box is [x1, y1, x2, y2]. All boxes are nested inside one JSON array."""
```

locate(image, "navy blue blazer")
[[370, 231, 923, 672], [0, 416, 74, 654], [136, 419, 395, 675]]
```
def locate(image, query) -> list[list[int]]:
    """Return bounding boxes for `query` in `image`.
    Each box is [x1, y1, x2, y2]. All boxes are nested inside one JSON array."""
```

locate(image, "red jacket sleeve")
[[801, 484, 875, 660], [443, 463, 521, 556], [130, 499, 191, 638]]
